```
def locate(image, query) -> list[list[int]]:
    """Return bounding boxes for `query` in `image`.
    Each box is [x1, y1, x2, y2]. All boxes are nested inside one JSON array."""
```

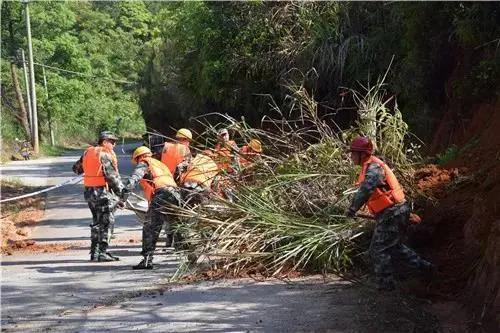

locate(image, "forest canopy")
[[2, 1, 499, 150]]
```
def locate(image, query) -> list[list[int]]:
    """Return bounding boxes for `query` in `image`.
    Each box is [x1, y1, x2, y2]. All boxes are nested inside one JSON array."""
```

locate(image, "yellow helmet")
[[248, 139, 263, 153], [132, 146, 152, 162], [176, 128, 192, 141]]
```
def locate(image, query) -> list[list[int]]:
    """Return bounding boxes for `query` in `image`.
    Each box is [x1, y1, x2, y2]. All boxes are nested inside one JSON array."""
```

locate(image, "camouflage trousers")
[[369, 202, 430, 289], [84, 187, 119, 255], [141, 187, 181, 256]]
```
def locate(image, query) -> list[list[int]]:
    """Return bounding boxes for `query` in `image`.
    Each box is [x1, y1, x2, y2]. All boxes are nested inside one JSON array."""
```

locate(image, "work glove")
[[72, 159, 84, 175], [409, 213, 422, 225], [345, 208, 356, 218], [120, 188, 130, 201]]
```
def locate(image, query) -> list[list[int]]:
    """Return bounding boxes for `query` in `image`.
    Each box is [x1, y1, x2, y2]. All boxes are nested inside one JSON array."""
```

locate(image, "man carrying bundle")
[[346, 136, 434, 290], [179, 150, 219, 206]]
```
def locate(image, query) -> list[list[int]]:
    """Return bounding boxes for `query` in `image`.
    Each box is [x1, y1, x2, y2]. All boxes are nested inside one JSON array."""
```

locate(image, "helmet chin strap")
[[361, 152, 371, 162], [353, 151, 370, 165], [138, 154, 150, 162]]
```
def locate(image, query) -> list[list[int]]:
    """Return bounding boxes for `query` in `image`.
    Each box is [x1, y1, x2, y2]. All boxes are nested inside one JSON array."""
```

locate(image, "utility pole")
[[42, 66, 55, 146], [21, 49, 33, 136], [24, 0, 39, 153]]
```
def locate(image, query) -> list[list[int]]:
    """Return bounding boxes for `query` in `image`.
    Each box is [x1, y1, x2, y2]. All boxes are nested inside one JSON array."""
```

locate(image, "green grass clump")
[[436, 145, 460, 165], [39, 144, 67, 157], [436, 138, 479, 166]]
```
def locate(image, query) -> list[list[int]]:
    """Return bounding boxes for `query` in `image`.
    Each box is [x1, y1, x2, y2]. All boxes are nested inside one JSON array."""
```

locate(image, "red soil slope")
[[416, 100, 500, 329]]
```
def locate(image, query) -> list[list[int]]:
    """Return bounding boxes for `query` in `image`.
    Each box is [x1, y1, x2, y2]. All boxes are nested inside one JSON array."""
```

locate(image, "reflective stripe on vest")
[[161, 142, 190, 174], [139, 157, 177, 202], [82, 146, 118, 187], [181, 154, 219, 189], [357, 156, 405, 214], [214, 140, 237, 172]]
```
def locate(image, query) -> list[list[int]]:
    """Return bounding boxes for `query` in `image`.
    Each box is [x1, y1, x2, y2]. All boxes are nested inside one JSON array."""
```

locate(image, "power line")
[[6, 55, 137, 85], [33, 62, 137, 85]]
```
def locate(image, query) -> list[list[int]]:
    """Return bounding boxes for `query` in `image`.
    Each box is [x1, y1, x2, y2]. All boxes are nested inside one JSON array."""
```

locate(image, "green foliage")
[[139, 2, 500, 143], [436, 145, 460, 165], [435, 138, 479, 165], [1, 1, 149, 147], [39, 143, 67, 157], [3, 1, 498, 151], [1, 111, 24, 142]]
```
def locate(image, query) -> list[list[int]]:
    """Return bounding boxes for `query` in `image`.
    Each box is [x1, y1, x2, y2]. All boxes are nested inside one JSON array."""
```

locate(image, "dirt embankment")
[[1, 182, 69, 254], [415, 99, 500, 330]]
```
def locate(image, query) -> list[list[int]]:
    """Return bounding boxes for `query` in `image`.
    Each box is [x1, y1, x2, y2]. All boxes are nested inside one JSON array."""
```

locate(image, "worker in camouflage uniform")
[[346, 136, 433, 290], [122, 146, 181, 269], [73, 131, 123, 262]]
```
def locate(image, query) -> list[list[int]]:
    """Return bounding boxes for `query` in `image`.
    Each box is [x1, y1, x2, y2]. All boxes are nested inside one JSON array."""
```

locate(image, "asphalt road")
[[0, 146, 436, 332]]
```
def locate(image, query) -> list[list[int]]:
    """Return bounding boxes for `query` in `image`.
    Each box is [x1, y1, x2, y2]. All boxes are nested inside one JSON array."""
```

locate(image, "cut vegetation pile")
[[174, 79, 422, 279]]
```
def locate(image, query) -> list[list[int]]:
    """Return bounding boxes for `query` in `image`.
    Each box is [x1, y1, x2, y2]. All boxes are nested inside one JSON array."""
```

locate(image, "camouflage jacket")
[[123, 162, 180, 200], [124, 162, 149, 192], [348, 162, 384, 214], [348, 162, 409, 221]]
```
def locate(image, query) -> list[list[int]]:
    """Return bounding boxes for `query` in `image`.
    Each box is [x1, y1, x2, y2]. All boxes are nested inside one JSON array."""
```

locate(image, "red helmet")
[[349, 136, 373, 154]]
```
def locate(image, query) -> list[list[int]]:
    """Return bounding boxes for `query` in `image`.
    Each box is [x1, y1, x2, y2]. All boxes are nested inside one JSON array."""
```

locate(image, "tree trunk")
[[10, 62, 31, 138]]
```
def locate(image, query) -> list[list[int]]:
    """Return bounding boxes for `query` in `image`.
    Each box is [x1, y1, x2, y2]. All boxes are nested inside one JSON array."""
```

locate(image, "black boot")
[[105, 252, 120, 261], [90, 242, 99, 261], [375, 275, 396, 291], [133, 254, 154, 270], [377, 281, 396, 291], [165, 233, 173, 248], [96, 243, 119, 262], [97, 252, 119, 262]]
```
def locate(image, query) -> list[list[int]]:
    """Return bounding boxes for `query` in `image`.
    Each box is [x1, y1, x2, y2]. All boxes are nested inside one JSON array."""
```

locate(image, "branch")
[[475, 38, 500, 50]]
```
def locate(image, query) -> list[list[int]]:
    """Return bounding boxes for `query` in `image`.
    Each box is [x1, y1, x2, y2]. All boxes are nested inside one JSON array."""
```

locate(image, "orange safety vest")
[[214, 140, 237, 172], [181, 154, 219, 189], [82, 146, 118, 187], [139, 157, 177, 202], [357, 155, 405, 215], [161, 142, 191, 174], [239, 145, 260, 168]]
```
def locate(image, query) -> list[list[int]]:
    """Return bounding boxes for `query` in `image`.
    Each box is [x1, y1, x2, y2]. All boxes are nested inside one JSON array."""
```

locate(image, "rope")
[[129, 191, 147, 201], [0, 176, 83, 203]]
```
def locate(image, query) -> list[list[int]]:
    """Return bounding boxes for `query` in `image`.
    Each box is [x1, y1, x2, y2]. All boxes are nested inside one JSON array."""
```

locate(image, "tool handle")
[[356, 213, 375, 220]]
